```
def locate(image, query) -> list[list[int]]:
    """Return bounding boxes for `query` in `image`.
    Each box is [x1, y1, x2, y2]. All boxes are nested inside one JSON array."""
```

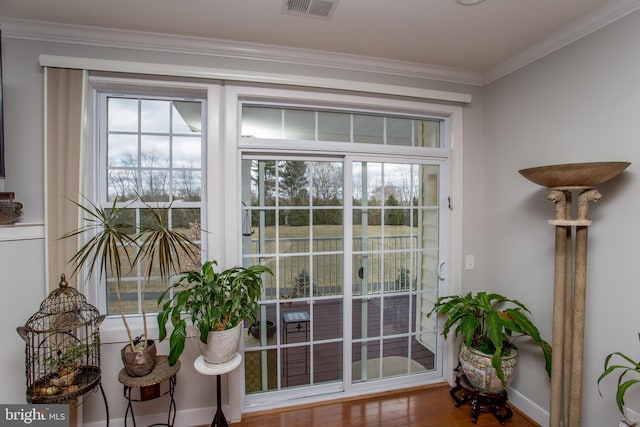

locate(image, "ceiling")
[[0, 0, 636, 82]]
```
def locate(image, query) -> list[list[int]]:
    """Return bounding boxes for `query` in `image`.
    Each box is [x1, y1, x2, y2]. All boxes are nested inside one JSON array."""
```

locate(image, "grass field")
[[107, 224, 430, 315]]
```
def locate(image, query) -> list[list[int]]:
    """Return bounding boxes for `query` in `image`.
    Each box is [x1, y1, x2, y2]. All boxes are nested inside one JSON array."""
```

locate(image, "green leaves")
[[168, 321, 187, 367], [156, 260, 273, 366], [61, 195, 200, 354], [61, 196, 135, 282], [133, 200, 199, 283], [597, 334, 640, 415], [427, 291, 552, 387]]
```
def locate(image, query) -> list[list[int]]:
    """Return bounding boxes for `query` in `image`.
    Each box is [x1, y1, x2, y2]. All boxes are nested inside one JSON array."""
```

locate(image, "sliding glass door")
[[241, 155, 443, 403]]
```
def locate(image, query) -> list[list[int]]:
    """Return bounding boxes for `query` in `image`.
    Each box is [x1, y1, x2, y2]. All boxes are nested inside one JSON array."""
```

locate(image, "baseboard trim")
[[82, 404, 226, 427], [508, 387, 549, 427]]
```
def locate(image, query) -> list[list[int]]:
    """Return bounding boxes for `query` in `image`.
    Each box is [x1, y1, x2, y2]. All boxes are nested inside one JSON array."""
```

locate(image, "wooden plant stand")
[[449, 374, 513, 425]]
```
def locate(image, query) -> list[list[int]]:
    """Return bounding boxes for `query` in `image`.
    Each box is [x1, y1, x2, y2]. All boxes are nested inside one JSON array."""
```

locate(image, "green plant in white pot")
[[62, 196, 199, 376], [157, 260, 272, 366], [428, 291, 552, 392], [598, 332, 640, 423]]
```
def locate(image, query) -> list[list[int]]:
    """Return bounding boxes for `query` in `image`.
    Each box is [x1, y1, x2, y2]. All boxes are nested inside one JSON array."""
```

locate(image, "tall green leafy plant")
[[62, 196, 199, 352], [157, 260, 272, 365], [598, 333, 640, 416], [133, 203, 199, 349], [62, 197, 137, 350], [427, 291, 552, 386]]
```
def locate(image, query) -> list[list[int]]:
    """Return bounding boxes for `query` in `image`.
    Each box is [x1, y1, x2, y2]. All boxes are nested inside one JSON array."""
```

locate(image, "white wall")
[[484, 9, 640, 427], [0, 21, 485, 426], [0, 234, 45, 404]]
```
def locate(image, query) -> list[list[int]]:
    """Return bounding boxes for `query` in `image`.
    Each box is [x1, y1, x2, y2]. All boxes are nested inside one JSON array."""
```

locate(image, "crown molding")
[[0, 17, 483, 86], [483, 0, 640, 85], [3, 0, 638, 88]]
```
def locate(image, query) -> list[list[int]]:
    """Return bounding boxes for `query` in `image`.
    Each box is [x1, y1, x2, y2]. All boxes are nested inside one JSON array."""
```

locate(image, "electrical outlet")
[[624, 408, 640, 426]]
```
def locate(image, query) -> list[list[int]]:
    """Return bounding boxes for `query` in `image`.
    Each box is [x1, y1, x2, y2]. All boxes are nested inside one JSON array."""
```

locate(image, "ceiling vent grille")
[[283, 0, 338, 20]]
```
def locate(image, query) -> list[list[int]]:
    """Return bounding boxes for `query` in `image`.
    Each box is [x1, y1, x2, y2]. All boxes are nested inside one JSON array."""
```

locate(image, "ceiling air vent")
[[282, 0, 339, 20]]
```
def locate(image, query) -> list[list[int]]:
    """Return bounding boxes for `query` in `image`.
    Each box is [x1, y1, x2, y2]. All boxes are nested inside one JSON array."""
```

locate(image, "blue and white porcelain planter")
[[459, 342, 518, 393]]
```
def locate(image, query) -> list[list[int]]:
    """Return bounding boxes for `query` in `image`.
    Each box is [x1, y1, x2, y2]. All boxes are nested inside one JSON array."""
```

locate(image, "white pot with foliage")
[[62, 196, 199, 376], [157, 260, 272, 366]]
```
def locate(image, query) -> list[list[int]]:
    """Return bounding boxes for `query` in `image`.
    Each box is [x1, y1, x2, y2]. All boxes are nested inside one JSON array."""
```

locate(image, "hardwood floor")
[[230, 383, 540, 427]]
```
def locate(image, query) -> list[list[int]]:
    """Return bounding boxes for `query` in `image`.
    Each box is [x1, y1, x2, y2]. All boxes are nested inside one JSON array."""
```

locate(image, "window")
[[241, 105, 443, 148], [97, 93, 206, 316]]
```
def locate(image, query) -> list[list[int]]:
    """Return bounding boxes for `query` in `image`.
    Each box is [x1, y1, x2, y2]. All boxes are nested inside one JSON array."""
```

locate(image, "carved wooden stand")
[[449, 375, 513, 425]]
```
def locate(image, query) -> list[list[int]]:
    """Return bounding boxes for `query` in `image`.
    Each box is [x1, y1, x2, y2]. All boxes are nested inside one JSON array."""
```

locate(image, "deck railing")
[[252, 235, 419, 298]]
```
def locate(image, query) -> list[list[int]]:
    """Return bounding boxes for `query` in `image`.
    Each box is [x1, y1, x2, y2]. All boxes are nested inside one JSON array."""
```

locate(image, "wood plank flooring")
[[230, 383, 541, 427]]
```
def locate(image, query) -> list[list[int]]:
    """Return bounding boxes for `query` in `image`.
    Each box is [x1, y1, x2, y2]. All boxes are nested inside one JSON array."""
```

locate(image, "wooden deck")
[[245, 296, 435, 392]]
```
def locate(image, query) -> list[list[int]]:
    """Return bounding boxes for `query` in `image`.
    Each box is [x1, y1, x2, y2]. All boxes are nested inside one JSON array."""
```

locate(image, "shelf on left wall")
[[0, 223, 45, 242]]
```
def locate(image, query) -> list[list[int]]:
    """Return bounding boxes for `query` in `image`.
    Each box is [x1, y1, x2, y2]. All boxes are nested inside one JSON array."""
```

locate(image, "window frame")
[[83, 78, 462, 409], [223, 84, 464, 411], [240, 103, 445, 148], [88, 80, 209, 331]]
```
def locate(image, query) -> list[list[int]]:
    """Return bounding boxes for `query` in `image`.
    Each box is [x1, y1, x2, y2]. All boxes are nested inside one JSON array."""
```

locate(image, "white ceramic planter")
[[459, 342, 518, 393], [200, 323, 243, 364]]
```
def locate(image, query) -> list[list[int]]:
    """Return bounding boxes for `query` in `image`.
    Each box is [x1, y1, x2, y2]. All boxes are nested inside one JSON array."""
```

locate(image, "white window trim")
[[87, 76, 216, 342], [224, 84, 464, 412]]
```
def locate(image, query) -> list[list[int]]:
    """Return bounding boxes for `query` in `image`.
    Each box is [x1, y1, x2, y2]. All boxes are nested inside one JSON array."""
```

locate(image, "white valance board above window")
[[39, 55, 472, 105]]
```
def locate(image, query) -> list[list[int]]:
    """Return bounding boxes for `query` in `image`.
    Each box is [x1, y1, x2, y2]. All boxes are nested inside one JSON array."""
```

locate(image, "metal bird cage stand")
[[17, 274, 109, 423]]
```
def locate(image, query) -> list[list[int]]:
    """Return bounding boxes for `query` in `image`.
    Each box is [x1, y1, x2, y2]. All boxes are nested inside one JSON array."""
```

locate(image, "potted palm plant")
[[427, 291, 552, 393], [598, 332, 640, 424], [157, 260, 272, 366], [62, 196, 199, 376]]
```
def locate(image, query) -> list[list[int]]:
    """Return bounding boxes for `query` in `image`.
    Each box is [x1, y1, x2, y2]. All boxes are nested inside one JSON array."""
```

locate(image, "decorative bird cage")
[[17, 274, 107, 406]]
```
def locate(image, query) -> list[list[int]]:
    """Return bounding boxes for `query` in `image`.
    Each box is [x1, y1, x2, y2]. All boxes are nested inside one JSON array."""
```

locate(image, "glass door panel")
[[243, 156, 442, 402], [242, 158, 345, 397], [351, 161, 438, 385]]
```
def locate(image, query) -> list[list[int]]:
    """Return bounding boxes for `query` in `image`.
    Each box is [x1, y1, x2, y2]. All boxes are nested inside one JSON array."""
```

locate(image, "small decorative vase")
[[0, 192, 22, 225], [121, 339, 157, 377], [200, 323, 243, 364], [459, 342, 518, 393]]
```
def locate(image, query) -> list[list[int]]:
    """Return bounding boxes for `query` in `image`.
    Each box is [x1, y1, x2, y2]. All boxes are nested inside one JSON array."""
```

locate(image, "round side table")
[[118, 356, 181, 427], [194, 353, 242, 427]]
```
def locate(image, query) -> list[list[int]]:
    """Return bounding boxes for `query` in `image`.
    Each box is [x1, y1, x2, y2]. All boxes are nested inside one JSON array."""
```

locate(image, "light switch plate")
[[464, 255, 474, 270]]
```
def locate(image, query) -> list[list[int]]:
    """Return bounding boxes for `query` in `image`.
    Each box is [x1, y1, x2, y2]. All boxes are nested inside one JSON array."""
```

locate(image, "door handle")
[[437, 262, 445, 281]]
